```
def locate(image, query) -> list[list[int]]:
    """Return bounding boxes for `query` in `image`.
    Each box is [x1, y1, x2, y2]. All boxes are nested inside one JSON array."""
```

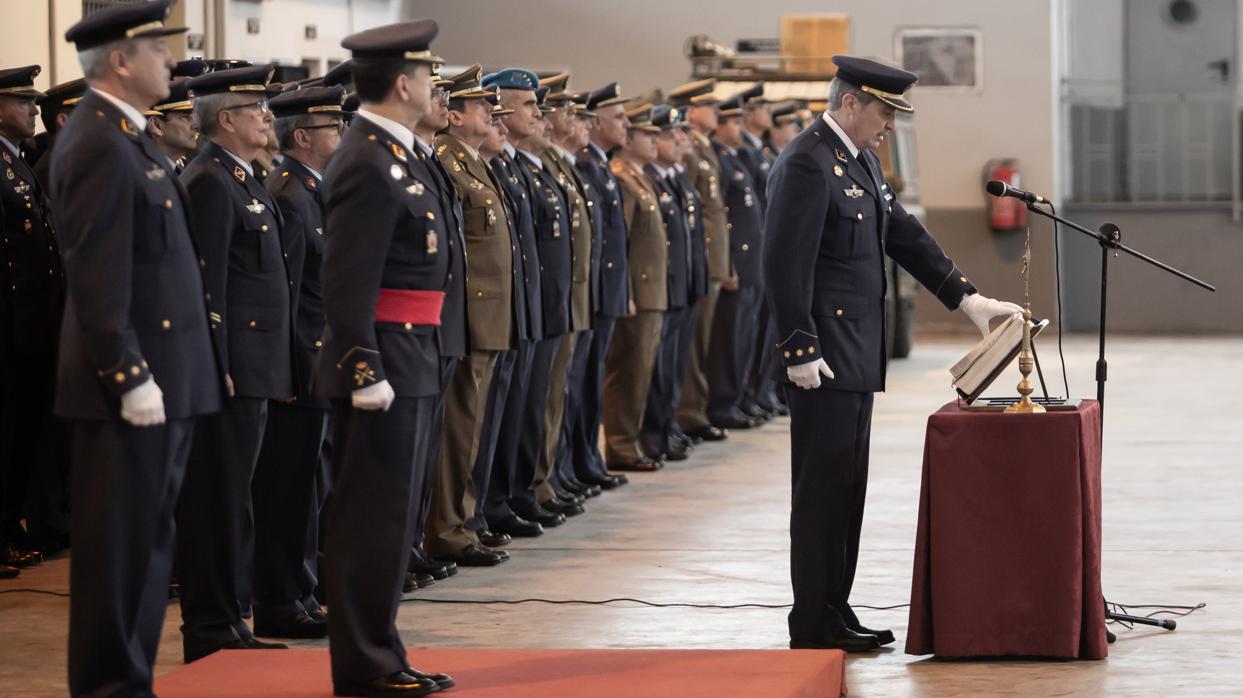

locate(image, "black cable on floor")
[[401, 597, 911, 611], [0, 588, 71, 597], [1105, 601, 1205, 629]]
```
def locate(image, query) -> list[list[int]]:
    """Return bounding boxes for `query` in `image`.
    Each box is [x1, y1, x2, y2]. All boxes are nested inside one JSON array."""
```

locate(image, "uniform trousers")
[[677, 281, 721, 432], [748, 302, 784, 412], [572, 316, 616, 481], [177, 396, 268, 655], [785, 387, 874, 641], [251, 401, 327, 623], [534, 332, 575, 503], [639, 304, 693, 457], [68, 417, 194, 698], [508, 337, 559, 513], [554, 327, 594, 486], [469, 348, 515, 531], [483, 342, 534, 526], [707, 284, 763, 423], [603, 309, 663, 465], [325, 396, 436, 685], [410, 358, 456, 555], [427, 350, 498, 555]]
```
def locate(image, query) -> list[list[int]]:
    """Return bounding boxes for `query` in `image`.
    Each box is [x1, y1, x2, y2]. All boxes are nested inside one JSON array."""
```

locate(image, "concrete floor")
[[2, 334, 1241, 696]]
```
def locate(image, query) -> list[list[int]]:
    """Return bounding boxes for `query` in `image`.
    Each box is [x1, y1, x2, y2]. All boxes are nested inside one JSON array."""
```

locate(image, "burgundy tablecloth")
[[905, 400, 1107, 659]]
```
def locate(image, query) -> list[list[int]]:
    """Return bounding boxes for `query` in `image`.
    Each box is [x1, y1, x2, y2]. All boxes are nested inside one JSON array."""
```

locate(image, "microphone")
[[986, 180, 1046, 204]]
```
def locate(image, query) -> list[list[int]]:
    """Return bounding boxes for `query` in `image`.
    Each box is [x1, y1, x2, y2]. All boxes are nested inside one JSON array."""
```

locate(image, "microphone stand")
[[1024, 201, 1215, 638]]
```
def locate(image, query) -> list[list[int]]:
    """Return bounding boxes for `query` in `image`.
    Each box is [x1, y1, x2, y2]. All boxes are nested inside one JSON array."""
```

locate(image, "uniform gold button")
[[485, 199, 493, 205], [809, 347, 816, 354], [404, 322, 413, 330], [249, 320, 257, 328], [741, 243, 749, 251], [607, 261, 614, 268], [960, 275, 968, 283], [835, 308, 844, 316], [640, 272, 648, 279], [314, 340, 322, 348], [131, 365, 141, 375], [261, 224, 269, 232], [114, 372, 125, 383], [427, 212, 436, 220], [783, 351, 791, 358], [205, 293, 211, 301], [161, 319, 171, 329], [856, 212, 863, 220], [796, 349, 804, 357], [164, 199, 173, 209], [476, 291, 484, 297]]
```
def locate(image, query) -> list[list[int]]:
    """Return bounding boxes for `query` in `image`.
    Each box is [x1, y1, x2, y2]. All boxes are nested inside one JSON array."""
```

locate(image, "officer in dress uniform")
[[53, 3, 225, 692], [764, 56, 1021, 652], [248, 85, 346, 640], [426, 65, 521, 563], [706, 94, 766, 431], [669, 115, 711, 449], [316, 20, 455, 695], [668, 79, 729, 443], [638, 104, 696, 462], [542, 76, 606, 500], [32, 78, 86, 191], [0, 65, 68, 570], [603, 104, 668, 472], [176, 63, 295, 662], [571, 82, 633, 484], [147, 79, 199, 174]]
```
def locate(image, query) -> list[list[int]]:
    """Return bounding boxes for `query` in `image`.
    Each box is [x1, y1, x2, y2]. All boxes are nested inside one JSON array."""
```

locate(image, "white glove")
[[352, 379, 395, 411], [120, 378, 166, 427], [959, 293, 1024, 337], [787, 358, 835, 390]]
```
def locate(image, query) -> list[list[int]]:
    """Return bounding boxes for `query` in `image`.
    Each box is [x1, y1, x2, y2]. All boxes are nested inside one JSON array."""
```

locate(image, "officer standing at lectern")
[[764, 56, 1022, 652]]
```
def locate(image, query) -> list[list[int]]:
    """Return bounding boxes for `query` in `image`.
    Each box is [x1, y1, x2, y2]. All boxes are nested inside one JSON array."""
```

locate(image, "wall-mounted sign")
[[246, 18, 261, 35], [895, 27, 983, 92], [306, 25, 318, 40]]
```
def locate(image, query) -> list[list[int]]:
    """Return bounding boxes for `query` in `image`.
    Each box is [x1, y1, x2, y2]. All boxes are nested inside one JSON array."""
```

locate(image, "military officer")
[[53, 3, 225, 692], [638, 104, 696, 462], [603, 104, 668, 472], [317, 20, 455, 695], [572, 82, 633, 483], [738, 82, 773, 209], [426, 65, 520, 563], [541, 75, 605, 499], [0, 65, 65, 570], [176, 63, 294, 662], [706, 94, 766, 431], [32, 78, 86, 190], [146, 78, 199, 173], [765, 101, 804, 157], [668, 79, 729, 444], [670, 116, 712, 446], [248, 85, 347, 640], [764, 56, 1021, 652], [503, 79, 581, 520]]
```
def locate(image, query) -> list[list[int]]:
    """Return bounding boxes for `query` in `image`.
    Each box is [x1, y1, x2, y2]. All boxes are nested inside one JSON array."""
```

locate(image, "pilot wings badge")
[[844, 186, 864, 199]]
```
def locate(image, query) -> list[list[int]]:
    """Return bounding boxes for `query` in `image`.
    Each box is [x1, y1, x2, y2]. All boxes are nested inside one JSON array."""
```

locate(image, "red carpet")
[[155, 647, 846, 697]]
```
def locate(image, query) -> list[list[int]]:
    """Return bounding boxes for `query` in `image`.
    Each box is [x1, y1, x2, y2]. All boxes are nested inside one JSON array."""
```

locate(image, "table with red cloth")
[[905, 399, 1108, 659]]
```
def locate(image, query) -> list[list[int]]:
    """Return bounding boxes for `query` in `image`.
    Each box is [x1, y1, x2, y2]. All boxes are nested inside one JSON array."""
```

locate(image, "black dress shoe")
[[2, 546, 41, 568], [541, 497, 585, 516], [685, 425, 727, 441], [254, 610, 329, 639], [402, 572, 437, 593], [513, 504, 566, 527], [664, 440, 691, 461], [410, 557, 453, 580], [0, 565, 18, 579], [477, 529, 512, 548], [436, 543, 504, 567], [852, 624, 895, 646], [741, 402, 771, 421], [492, 515, 544, 538], [306, 605, 328, 623], [563, 478, 602, 498], [582, 473, 626, 489], [407, 667, 455, 690], [334, 671, 440, 697], [554, 488, 586, 505], [609, 458, 662, 472], [709, 413, 755, 430], [185, 637, 289, 664], [789, 628, 881, 653]]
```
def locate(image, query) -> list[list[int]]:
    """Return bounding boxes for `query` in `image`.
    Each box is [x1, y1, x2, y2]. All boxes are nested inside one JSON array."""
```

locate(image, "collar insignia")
[[120, 118, 139, 137], [1, 151, 10, 164], [315, 227, 323, 235], [305, 177, 317, 190], [834, 148, 848, 163], [390, 142, 407, 163], [844, 185, 864, 199], [246, 200, 266, 214], [233, 166, 246, 183]]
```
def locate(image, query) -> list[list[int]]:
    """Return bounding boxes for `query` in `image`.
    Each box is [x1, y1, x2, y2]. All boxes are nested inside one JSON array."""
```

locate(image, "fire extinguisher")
[[984, 159, 1028, 232]]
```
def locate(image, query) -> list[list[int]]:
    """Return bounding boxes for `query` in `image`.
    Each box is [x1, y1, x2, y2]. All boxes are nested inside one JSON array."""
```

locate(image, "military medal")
[[246, 199, 266, 214], [659, 191, 673, 204], [426, 230, 439, 254], [553, 219, 561, 237], [407, 181, 424, 196], [744, 193, 754, 208], [605, 179, 615, 191], [844, 185, 864, 199], [760, 160, 770, 171], [486, 208, 497, 226], [833, 164, 844, 177], [5, 169, 13, 180], [698, 160, 710, 171], [391, 164, 403, 180]]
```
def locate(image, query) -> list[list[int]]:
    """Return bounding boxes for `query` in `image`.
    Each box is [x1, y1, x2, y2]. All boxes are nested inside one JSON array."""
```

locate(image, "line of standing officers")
[[0, 2, 821, 695]]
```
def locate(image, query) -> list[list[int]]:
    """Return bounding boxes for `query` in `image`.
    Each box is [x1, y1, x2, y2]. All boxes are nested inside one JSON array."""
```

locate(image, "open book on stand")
[[950, 314, 1050, 404]]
